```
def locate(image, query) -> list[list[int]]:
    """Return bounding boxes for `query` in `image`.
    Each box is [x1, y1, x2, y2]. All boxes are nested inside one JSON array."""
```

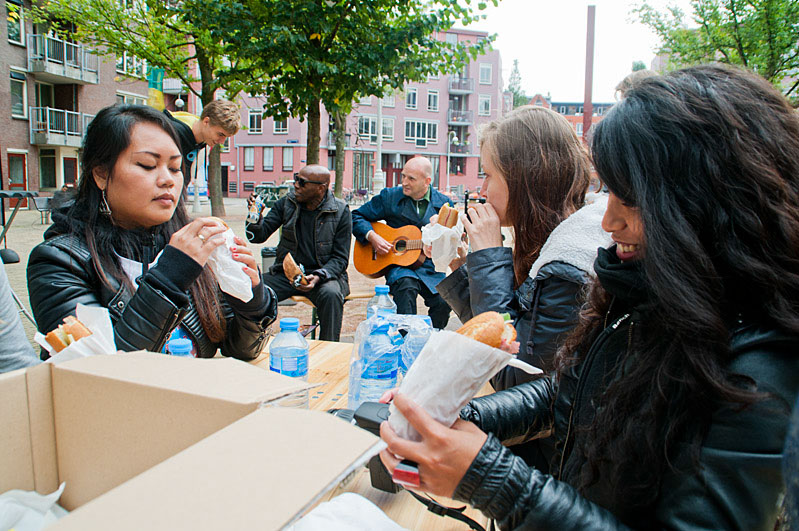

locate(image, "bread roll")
[[455, 311, 516, 349], [206, 216, 229, 229], [45, 315, 93, 353], [283, 252, 308, 286], [437, 204, 459, 228]]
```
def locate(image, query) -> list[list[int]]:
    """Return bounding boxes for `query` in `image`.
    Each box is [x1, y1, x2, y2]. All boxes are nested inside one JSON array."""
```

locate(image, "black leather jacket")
[[456, 306, 799, 529], [246, 189, 350, 294], [28, 225, 276, 360]]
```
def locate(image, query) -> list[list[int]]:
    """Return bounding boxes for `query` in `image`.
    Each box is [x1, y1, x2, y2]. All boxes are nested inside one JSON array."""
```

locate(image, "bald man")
[[246, 165, 352, 341], [352, 156, 453, 329]]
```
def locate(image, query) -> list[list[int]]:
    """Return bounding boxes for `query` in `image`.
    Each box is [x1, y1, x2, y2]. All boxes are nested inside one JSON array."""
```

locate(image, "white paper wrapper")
[[206, 228, 253, 302], [287, 493, 406, 531], [0, 482, 67, 530], [35, 304, 118, 364], [388, 330, 542, 442], [421, 219, 464, 273]]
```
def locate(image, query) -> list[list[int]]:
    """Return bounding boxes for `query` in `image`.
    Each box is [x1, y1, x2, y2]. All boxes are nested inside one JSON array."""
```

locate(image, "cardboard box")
[[0, 353, 384, 529]]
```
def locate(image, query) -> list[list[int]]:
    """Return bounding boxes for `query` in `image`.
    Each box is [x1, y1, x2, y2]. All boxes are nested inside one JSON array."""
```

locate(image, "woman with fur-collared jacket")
[[28, 105, 276, 360], [380, 65, 799, 529], [436, 106, 611, 389]]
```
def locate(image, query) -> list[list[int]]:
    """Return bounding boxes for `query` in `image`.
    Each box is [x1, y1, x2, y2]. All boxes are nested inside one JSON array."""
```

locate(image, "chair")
[[290, 291, 373, 339], [32, 196, 51, 224]]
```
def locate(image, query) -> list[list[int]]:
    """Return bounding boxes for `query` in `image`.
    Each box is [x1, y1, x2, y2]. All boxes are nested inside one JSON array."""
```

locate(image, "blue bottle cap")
[[375, 285, 390, 294], [167, 338, 192, 355], [279, 317, 300, 331]]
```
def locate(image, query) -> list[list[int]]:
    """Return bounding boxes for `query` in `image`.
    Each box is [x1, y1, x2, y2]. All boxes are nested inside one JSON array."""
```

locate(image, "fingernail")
[[231, 246, 237, 252], [232, 253, 238, 258]]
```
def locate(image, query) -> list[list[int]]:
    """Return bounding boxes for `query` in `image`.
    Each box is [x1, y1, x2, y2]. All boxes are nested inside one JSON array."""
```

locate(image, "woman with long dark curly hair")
[[379, 64, 799, 529], [28, 105, 276, 359]]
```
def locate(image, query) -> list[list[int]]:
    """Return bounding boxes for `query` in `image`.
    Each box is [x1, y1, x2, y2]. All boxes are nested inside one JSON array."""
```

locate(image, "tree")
[[636, 0, 799, 103], [507, 59, 529, 108], [632, 60, 647, 71], [34, 0, 247, 216], [193, 0, 497, 187]]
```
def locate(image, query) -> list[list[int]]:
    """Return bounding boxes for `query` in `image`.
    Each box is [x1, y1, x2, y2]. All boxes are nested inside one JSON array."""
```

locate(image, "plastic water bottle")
[[366, 285, 397, 319], [349, 319, 401, 409], [167, 338, 193, 357], [269, 318, 309, 408], [399, 315, 433, 377]]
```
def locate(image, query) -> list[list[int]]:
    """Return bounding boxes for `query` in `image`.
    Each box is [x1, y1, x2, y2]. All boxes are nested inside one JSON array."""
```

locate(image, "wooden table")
[[251, 340, 491, 530]]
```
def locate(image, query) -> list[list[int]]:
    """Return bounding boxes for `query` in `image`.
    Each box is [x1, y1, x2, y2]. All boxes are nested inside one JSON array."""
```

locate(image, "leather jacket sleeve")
[[245, 196, 285, 244], [318, 205, 352, 280], [218, 283, 277, 360]]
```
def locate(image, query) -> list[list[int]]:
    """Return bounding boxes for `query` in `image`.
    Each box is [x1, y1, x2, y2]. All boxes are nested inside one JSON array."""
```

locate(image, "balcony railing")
[[449, 142, 471, 154], [29, 107, 92, 147], [448, 109, 474, 124], [27, 34, 99, 84], [448, 77, 474, 93]]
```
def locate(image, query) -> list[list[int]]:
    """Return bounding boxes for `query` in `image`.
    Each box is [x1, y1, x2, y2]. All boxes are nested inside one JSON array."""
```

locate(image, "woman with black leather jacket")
[[28, 105, 276, 360], [434, 106, 611, 390], [379, 65, 799, 529]]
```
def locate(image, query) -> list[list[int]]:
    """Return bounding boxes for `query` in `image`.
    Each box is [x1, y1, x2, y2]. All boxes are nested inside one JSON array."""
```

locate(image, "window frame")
[[479, 63, 492, 85], [405, 88, 418, 110], [273, 119, 288, 134], [7, 2, 24, 46], [263, 146, 273, 171], [357, 115, 378, 144], [382, 94, 395, 108], [404, 119, 438, 147], [243, 146, 255, 171], [282, 146, 293, 171], [478, 94, 491, 116], [38, 148, 57, 190], [427, 90, 439, 112], [248, 109, 262, 134], [382, 117, 394, 142], [10, 70, 27, 119]]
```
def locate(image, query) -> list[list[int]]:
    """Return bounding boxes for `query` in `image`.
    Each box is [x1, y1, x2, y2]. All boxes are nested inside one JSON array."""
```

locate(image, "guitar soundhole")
[[393, 238, 408, 255]]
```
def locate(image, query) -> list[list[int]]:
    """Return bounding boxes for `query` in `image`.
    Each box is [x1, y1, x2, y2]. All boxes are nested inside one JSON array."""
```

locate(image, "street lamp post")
[[446, 130, 458, 194]]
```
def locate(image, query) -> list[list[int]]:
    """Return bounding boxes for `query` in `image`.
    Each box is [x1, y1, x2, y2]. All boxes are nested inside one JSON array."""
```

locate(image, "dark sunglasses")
[[296, 176, 327, 187]]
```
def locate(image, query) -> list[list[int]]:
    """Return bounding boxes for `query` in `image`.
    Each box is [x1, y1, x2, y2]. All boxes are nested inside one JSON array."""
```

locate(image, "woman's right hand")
[[463, 202, 503, 252], [168, 218, 227, 267]]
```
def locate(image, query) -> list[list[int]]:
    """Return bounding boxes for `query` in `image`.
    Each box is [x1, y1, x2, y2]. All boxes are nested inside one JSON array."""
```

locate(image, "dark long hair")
[[70, 104, 225, 342], [558, 64, 799, 503], [480, 106, 590, 286]]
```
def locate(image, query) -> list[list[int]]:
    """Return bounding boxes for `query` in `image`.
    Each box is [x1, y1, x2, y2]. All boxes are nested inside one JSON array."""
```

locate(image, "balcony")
[[27, 34, 99, 85], [29, 107, 92, 147], [448, 77, 474, 94], [449, 142, 471, 155], [447, 109, 473, 125]]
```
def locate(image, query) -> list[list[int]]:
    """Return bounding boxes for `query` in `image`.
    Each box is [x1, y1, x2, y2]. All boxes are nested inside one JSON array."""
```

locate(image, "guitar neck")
[[404, 240, 424, 250]]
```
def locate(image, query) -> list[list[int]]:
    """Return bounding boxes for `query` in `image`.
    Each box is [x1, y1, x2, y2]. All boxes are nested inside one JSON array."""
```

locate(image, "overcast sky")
[[461, 0, 695, 102]]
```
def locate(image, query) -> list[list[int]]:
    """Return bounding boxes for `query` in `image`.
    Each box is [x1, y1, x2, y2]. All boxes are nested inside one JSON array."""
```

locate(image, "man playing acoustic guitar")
[[352, 156, 453, 329]]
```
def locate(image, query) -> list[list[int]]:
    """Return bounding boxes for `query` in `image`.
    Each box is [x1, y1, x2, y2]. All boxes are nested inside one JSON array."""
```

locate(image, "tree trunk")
[[197, 49, 225, 217], [333, 111, 347, 198], [306, 99, 321, 165]]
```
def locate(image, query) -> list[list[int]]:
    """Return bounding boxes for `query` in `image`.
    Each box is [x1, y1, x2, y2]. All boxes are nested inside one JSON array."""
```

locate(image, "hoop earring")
[[100, 189, 112, 217]]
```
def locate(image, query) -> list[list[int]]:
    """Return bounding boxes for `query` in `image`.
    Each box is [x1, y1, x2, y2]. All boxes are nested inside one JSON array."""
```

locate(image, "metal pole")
[[373, 94, 385, 192], [583, 5, 596, 144], [446, 131, 452, 193]]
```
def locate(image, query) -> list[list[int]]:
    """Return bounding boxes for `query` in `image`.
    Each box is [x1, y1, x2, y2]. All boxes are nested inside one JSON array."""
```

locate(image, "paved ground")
[[4, 197, 462, 349]]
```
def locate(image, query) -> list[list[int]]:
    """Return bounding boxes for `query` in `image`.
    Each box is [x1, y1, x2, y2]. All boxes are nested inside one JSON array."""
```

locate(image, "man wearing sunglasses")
[[246, 165, 351, 341]]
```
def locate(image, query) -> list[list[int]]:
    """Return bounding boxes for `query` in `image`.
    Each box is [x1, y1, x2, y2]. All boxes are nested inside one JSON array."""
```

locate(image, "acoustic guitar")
[[353, 222, 426, 278]]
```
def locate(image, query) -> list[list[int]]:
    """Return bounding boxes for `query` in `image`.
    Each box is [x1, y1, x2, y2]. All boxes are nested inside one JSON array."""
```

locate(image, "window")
[[274, 119, 288, 134], [243, 147, 254, 170], [116, 51, 147, 78], [248, 110, 262, 134], [558, 105, 567, 114], [427, 90, 439, 112], [116, 92, 146, 105], [35, 82, 54, 108], [39, 148, 56, 189], [10, 71, 26, 118], [577, 106, 584, 115], [7, 2, 23, 45], [427, 72, 440, 81], [479, 63, 492, 85], [327, 150, 336, 171], [282, 147, 293, 171], [576, 123, 583, 137], [221, 137, 230, 152], [242, 181, 255, 192], [405, 88, 417, 110], [478, 94, 491, 116], [263, 147, 273, 171], [382, 94, 395, 108], [445, 33, 458, 45], [359, 95, 371, 105], [382, 118, 394, 142], [404, 119, 438, 147], [358, 116, 378, 144]]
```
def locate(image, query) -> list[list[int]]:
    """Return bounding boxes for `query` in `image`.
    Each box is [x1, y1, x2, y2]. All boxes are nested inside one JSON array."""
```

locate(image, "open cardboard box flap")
[[0, 352, 383, 529]]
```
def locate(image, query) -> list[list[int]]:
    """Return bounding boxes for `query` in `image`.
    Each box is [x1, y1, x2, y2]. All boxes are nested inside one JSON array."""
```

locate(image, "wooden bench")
[[290, 291, 373, 339]]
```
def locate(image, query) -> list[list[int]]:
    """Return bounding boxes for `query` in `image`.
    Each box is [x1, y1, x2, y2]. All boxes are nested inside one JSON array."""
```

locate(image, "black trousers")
[[389, 276, 450, 330], [261, 273, 345, 341]]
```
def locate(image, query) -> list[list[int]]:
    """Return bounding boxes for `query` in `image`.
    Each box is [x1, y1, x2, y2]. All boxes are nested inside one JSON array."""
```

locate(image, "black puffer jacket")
[[28, 209, 276, 360], [455, 248, 799, 529]]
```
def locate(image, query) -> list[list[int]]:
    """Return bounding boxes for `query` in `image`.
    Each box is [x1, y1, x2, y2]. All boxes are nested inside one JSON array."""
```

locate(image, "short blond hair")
[[200, 99, 241, 135]]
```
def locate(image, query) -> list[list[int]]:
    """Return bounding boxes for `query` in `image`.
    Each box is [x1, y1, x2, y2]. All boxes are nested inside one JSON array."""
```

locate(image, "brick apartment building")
[[2, 0, 149, 205], [527, 93, 614, 140], [214, 28, 512, 199]]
